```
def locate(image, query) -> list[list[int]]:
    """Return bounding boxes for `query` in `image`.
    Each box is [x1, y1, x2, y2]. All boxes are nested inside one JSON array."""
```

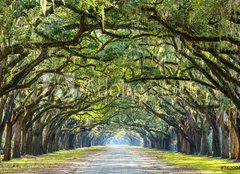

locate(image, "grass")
[[135, 147, 240, 174], [0, 146, 106, 173]]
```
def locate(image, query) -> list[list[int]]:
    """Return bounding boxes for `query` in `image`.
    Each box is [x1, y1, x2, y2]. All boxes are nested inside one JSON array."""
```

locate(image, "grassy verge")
[[0, 146, 106, 173], [135, 147, 240, 174]]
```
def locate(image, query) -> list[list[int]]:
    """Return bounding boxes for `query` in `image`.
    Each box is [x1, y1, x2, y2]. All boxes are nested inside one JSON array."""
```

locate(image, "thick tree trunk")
[[3, 122, 13, 161], [194, 131, 202, 154], [2, 94, 15, 161], [43, 135, 49, 154], [176, 132, 182, 152], [52, 131, 60, 151], [32, 132, 43, 156], [82, 134, 91, 147], [211, 124, 221, 157], [43, 131, 52, 154], [0, 96, 7, 150], [189, 143, 195, 154], [208, 114, 221, 157], [82, 135, 87, 147], [68, 134, 75, 149], [149, 138, 156, 148], [163, 135, 171, 150], [229, 110, 240, 159], [26, 130, 33, 155], [63, 133, 69, 149], [143, 137, 149, 148], [86, 136, 91, 147], [221, 125, 229, 158], [21, 125, 27, 155], [178, 133, 191, 154], [91, 137, 96, 146], [48, 133, 56, 153], [182, 135, 191, 154], [12, 117, 22, 158], [78, 134, 83, 148], [230, 120, 238, 159], [156, 139, 161, 149], [220, 112, 229, 158], [200, 130, 210, 156]]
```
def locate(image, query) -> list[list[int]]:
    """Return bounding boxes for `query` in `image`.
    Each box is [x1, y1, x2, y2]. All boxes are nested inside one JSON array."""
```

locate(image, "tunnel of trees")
[[0, 0, 240, 161]]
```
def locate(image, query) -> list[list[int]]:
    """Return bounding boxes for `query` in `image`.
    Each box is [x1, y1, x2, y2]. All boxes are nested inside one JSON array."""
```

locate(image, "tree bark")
[[12, 116, 22, 158], [208, 114, 221, 157], [230, 119, 238, 159], [3, 122, 13, 161], [68, 134, 75, 149], [229, 110, 240, 159], [200, 130, 210, 156], [0, 96, 7, 150], [21, 124, 27, 155], [32, 132, 43, 156], [143, 137, 149, 148], [176, 132, 182, 152], [220, 112, 229, 158], [150, 139, 156, 148], [2, 93, 15, 161], [26, 130, 33, 155]]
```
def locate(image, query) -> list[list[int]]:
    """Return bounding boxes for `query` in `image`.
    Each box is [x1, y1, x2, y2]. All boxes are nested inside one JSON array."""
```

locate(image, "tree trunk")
[[194, 131, 202, 154], [43, 135, 49, 153], [3, 122, 13, 161], [151, 140, 156, 148], [68, 134, 75, 149], [230, 120, 238, 159], [82, 135, 87, 147], [52, 130, 60, 151], [21, 125, 27, 155], [164, 135, 171, 150], [156, 139, 161, 149], [63, 133, 69, 149], [48, 133, 55, 153], [26, 130, 33, 155], [0, 96, 7, 150], [200, 130, 210, 156], [208, 114, 221, 157], [2, 93, 15, 161], [229, 110, 240, 159], [32, 132, 43, 156], [143, 137, 149, 148], [221, 125, 229, 158], [211, 124, 221, 157], [78, 134, 83, 148], [43, 131, 51, 154], [220, 112, 229, 158], [182, 136, 190, 154], [176, 132, 182, 152], [12, 117, 22, 158]]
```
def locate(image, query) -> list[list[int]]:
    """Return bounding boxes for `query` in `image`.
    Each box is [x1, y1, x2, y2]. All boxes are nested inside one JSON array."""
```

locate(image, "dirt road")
[[75, 145, 202, 174]]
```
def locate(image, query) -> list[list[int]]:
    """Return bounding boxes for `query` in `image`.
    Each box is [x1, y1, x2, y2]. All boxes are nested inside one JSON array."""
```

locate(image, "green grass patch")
[[0, 146, 106, 173], [135, 147, 240, 174]]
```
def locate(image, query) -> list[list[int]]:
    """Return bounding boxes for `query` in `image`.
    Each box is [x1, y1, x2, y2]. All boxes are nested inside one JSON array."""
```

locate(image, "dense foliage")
[[0, 0, 240, 161]]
